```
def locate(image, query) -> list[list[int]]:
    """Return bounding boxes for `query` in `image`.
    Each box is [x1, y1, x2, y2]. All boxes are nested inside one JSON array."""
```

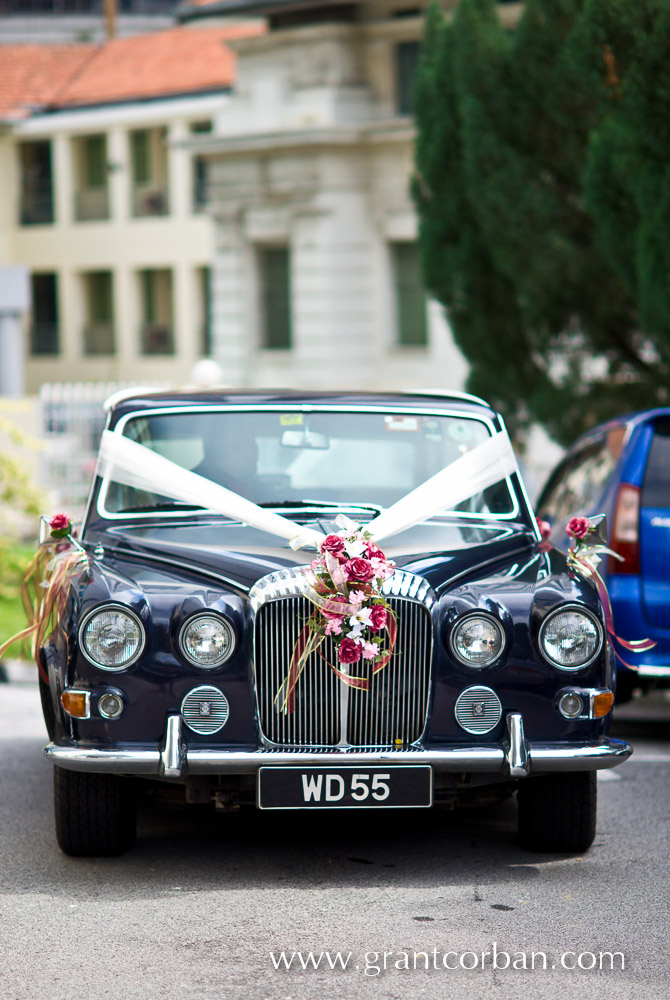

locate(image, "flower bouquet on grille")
[[276, 516, 397, 714]]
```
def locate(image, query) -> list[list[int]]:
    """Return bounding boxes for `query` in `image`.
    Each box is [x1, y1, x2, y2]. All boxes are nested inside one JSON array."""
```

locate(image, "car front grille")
[[250, 569, 435, 748]]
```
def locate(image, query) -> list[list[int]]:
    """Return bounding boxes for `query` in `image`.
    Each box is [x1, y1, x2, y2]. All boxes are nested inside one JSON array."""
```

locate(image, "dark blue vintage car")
[[39, 389, 631, 856]]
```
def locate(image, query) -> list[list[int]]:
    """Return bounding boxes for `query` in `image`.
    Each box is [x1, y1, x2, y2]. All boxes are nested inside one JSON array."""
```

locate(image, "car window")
[[102, 409, 518, 517], [538, 428, 625, 524], [642, 418, 670, 509]]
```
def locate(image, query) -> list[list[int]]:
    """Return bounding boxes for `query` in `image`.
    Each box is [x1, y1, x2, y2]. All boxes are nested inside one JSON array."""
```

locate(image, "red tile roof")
[[0, 24, 265, 119], [0, 44, 95, 121]]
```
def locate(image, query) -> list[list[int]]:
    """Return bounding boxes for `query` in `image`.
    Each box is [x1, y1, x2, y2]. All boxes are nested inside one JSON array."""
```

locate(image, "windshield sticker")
[[280, 414, 304, 426], [448, 421, 475, 442], [422, 418, 443, 442], [384, 416, 419, 432]]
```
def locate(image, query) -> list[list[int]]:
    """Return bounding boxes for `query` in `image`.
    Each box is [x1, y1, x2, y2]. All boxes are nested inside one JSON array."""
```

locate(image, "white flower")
[[344, 535, 366, 558]]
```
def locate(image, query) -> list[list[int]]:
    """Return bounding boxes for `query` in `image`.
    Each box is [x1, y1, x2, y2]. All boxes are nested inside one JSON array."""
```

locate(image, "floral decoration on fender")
[[276, 516, 398, 714], [565, 513, 655, 668], [0, 513, 88, 680], [48, 512, 73, 539]]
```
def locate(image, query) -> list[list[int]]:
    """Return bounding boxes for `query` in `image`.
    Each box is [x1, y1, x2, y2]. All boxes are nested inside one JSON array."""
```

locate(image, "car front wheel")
[[517, 772, 597, 853], [54, 766, 137, 857]]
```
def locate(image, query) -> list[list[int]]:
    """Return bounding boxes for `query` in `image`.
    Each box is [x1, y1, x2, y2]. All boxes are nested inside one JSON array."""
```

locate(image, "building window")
[[395, 40, 420, 115], [19, 141, 54, 226], [190, 120, 213, 133], [130, 130, 151, 185], [30, 273, 59, 355], [193, 156, 208, 212], [391, 242, 427, 347], [199, 266, 212, 355], [130, 127, 169, 217], [83, 271, 115, 355], [74, 134, 109, 221], [138, 269, 174, 355], [259, 247, 292, 350]]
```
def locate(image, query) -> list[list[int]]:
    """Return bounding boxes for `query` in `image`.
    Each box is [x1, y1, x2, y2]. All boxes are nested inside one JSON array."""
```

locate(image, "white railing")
[[39, 381, 168, 515]]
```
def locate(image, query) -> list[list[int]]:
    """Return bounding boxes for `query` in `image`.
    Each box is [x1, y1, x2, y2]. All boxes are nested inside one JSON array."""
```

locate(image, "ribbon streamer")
[[568, 551, 656, 669], [97, 429, 518, 551]]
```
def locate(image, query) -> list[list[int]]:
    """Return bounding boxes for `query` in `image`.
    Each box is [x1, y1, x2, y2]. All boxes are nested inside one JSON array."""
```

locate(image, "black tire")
[[54, 766, 137, 857], [517, 772, 597, 853]]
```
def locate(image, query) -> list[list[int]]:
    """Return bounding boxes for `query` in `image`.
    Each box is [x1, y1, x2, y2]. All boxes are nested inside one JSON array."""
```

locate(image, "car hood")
[[87, 517, 536, 594]]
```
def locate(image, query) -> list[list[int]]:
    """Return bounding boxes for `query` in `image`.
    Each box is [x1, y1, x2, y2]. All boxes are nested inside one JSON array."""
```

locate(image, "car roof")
[[105, 388, 499, 425], [564, 406, 670, 454]]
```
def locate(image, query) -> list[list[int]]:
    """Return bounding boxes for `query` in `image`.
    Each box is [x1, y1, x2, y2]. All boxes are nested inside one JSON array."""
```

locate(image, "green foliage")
[[413, 0, 670, 445], [0, 407, 42, 656]]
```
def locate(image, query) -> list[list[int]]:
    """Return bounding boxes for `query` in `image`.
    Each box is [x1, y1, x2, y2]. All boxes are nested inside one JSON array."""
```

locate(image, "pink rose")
[[361, 642, 378, 661], [321, 534, 346, 560], [322, 595, 349, 619], [364, 541, 386, 561], [369, 605, 388, 631], [536, 518, 552, 541], [338, 637, 362, 664], [49, 512, 72, 539], [566, 516, 590, 540], [343, 557, 374, 584]]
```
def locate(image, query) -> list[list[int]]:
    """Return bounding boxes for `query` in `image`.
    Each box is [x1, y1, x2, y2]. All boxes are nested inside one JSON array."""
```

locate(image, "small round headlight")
[[79, 605, 145, 670], [558, 691, 584, 719], [450, 614, 504, 668], [540, 607, 602, 670], [179, 614, 235, 668], [98, 691, 125, 720]]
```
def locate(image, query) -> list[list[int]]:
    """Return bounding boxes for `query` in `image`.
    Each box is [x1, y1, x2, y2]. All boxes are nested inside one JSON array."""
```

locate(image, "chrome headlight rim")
[[178, 612, 236, 669], [78, 603, 146, 671], [539, 603, 604, 672], [449, 612, 506, 669]]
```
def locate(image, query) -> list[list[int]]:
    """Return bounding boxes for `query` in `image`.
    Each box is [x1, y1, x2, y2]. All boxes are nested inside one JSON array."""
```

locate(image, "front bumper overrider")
[[44, 712, 632, 779]]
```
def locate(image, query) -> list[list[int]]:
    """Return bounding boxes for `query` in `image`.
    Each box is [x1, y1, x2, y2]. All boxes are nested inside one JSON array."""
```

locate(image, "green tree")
[[0, 406, 42, 655], [413, 0, 670, 445]]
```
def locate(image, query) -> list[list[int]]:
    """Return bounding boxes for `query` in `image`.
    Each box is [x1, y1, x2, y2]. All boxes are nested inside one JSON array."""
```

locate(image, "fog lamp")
[[592, 691, 614, 717], [98, 691, 125, 720], [61, 689, 90, 719], [558, 691, 584, 719]]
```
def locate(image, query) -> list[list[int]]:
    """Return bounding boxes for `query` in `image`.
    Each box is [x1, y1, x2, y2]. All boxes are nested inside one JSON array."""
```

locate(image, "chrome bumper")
[[44, 712, 632, 778]]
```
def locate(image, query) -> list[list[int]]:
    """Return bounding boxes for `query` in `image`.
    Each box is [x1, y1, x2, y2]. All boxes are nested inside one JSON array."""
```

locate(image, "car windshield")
[[102, 409, 517, 517]]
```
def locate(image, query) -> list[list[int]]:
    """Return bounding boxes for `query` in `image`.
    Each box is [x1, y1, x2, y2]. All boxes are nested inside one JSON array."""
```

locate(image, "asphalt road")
[[0, 675, 668, 1000]]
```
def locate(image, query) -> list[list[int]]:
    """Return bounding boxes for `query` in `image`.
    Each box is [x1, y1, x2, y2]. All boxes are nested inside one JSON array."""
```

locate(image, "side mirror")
[[38, 515, 78, 546]]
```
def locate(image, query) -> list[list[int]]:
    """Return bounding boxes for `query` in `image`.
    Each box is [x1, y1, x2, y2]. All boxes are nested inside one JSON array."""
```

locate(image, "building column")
[[52, 132, 72, 228], [168, 120, 190, 221]]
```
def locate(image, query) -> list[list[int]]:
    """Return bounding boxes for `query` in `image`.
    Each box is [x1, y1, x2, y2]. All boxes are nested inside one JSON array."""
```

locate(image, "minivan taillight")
[[609, 483, 640, 574]]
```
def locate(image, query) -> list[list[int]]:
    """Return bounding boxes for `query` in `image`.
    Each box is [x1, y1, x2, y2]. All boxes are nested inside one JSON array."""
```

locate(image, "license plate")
[[258, 766, 432, 810]]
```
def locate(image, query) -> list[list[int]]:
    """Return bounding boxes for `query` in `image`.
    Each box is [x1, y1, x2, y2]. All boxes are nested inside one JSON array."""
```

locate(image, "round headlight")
[[79, 605, 145, 670], [540, 607, 602, 670], [450, 614, 504, 668], [179, 614, 235, 668]]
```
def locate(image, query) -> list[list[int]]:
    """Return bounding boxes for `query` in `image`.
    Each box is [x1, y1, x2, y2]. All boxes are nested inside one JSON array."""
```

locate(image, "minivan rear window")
[[642, 419, 670, 509]]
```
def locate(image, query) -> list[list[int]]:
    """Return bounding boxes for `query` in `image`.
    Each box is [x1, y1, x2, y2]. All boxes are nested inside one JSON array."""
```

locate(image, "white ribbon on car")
[[95, 428, 520, 550]]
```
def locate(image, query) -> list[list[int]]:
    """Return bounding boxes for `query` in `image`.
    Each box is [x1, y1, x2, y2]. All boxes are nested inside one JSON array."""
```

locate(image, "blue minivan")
[[536, 409, 670, 702]]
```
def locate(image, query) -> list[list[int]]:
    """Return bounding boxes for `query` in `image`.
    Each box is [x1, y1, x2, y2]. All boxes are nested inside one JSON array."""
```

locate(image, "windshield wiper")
[[257, 499, 382, 513]]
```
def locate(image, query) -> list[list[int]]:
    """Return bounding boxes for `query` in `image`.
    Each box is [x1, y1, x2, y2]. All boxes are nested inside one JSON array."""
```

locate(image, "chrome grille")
[[251, 569, 435, 748]]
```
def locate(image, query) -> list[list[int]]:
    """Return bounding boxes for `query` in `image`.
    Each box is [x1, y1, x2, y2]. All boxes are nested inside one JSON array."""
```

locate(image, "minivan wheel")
[[517, 772, 597, 853], [54, 766, 137, 857]]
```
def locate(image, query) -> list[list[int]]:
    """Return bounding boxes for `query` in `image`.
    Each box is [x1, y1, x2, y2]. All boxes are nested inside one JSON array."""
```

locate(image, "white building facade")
[[187, 0, 504, 392]]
